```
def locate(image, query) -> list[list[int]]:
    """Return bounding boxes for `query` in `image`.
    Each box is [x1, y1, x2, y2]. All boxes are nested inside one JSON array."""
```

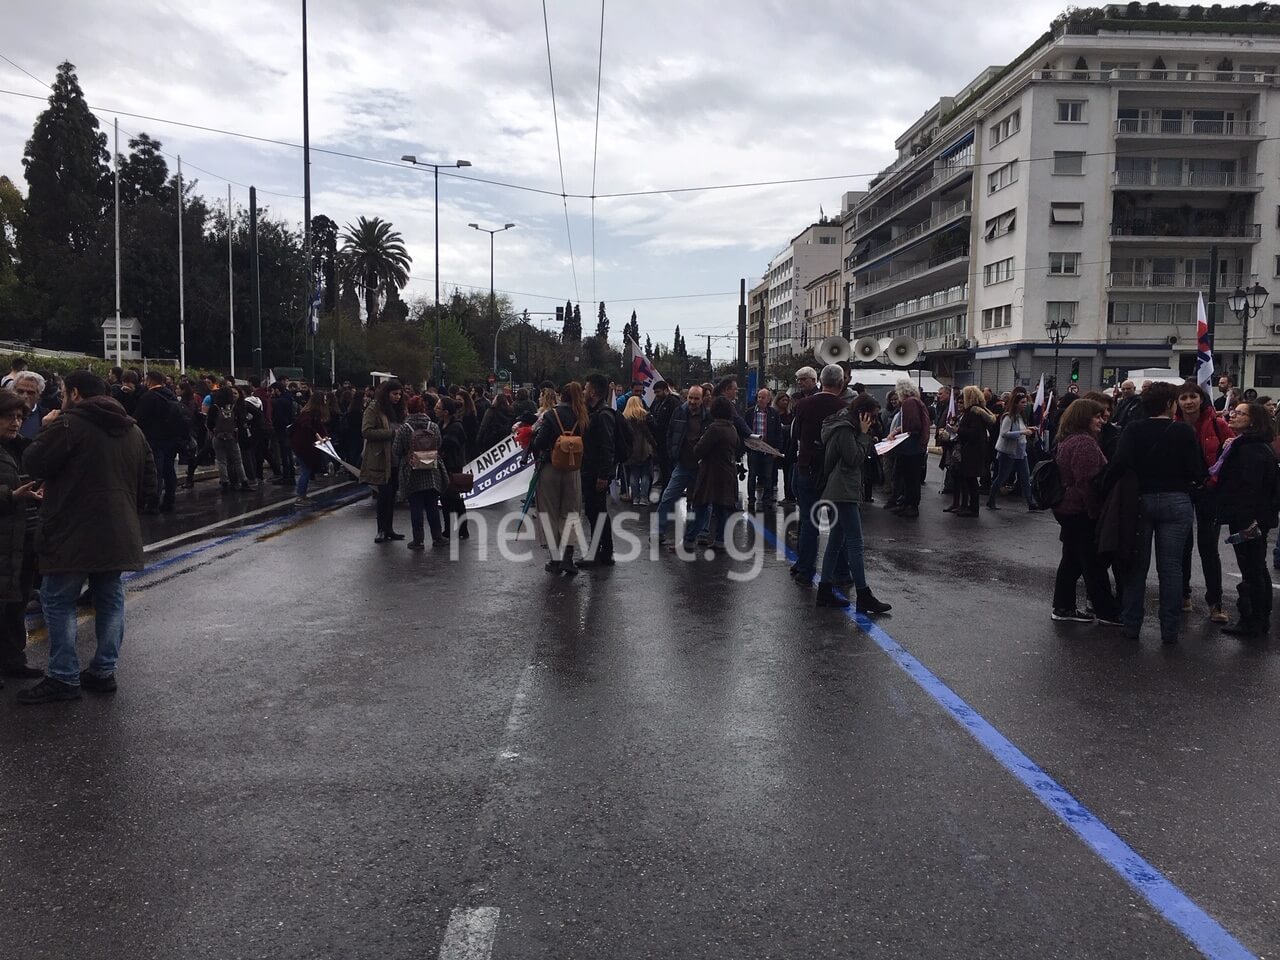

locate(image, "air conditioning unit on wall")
[[1271, 323, 1280, 335]]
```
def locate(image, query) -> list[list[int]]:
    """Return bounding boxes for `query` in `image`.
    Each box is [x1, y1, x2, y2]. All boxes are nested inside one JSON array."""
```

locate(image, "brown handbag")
[[449, 472, 475, 494]]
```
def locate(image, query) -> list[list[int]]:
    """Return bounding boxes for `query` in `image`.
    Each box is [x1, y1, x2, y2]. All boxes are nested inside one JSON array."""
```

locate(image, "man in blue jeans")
[[17, 371, 155, 704], [656, 385, 708, 545], [789, 364, 850, 583]]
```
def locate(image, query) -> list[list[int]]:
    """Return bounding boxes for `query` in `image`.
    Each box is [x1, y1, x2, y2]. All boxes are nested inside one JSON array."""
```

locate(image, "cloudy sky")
[[1, 0, 1064, 359]]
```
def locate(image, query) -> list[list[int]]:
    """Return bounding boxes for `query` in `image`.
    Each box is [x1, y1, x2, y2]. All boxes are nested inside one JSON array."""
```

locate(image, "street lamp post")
[[1228, 281, 1270, 388], [1045, 313, 1073, 391], [469, 222, 516, 377], [400, 155, 472, 386]]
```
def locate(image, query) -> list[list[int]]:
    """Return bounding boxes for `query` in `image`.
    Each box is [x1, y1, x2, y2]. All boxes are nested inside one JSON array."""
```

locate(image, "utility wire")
[[0, 61, 303, 200], [540, 0, 580, 303], [589, 0, 606, 308], [0, 84, 1270, 202]]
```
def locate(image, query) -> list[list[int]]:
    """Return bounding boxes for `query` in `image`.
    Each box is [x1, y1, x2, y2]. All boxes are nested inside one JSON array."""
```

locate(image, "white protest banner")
[[314, 438, 361, 478], [460, 434, 536, 509], [874, 434, 911, 457]]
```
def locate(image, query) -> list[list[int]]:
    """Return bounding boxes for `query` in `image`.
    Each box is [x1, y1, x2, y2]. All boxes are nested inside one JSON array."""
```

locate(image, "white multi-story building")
[[846, 6, 1280, 392], [764, 221, 842, 364]]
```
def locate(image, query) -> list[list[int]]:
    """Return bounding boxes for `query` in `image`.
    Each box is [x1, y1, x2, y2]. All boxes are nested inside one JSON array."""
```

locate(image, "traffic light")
[[1070, 359, 1080, 382]]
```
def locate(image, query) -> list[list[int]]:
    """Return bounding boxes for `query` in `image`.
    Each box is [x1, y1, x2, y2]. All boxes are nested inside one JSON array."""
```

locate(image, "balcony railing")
[[1110, 221, 1262, 240], [1112, 169, 1262, 189], [1038, 68, 1278, 85], [1114, 118, 1265, 137], [855, 285, 969, 329], [854, 247, 970, 299], [851, 162, 974, 241], [1107, 272, 1245, 290], [853, 200, 971, 267]]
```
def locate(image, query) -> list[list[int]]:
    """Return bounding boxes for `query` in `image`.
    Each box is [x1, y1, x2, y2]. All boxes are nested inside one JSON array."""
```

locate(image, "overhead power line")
[[590, 0, 606, 307], [540, 0, 580, 303]]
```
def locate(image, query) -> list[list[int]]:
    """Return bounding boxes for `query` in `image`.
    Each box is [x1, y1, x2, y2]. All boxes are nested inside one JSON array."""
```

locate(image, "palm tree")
[[338, 216, 411, 325]]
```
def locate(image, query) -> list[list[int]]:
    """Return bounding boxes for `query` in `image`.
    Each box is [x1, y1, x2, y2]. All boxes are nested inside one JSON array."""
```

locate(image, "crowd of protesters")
[[2, 348, 1278, 708]]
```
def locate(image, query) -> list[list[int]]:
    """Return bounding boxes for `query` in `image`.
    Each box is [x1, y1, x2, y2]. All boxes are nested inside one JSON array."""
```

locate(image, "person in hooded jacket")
[[18, 371, 156, 703], [239, 388, 267, 486], [814, 394, 892, 613], [0, 389, 44, 685], [361, 379, 406, 542], [207, 386, 250, 492], [393, 395, 446, 549], [1214, 401, 1280, 638], [1174, 380, 1232, 623]]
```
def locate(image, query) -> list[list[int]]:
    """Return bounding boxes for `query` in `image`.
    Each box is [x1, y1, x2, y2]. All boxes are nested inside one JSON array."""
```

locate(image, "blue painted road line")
[[752, 519, 1255, 960]]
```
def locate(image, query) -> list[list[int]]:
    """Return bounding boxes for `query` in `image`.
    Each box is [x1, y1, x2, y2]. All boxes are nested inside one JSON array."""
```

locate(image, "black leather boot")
[[855, 587, 892, 614], [815, 583, 850, 608]]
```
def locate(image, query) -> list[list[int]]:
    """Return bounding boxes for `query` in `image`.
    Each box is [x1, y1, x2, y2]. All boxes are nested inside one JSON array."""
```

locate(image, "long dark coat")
[[691, 419, 740, 508]]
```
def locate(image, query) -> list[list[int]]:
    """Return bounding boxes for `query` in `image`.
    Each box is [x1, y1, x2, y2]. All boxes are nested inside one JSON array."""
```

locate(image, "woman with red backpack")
[[1175, 380, 1233, 623]]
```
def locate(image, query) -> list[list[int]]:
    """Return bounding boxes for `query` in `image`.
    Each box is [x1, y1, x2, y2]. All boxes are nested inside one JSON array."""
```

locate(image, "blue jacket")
[[667, 402, 711, 462], [745, 405, 782, 449]]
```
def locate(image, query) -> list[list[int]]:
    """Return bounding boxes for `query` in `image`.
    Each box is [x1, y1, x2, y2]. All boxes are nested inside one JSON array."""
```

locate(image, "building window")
[[987, 160, 1018, 194], [983, 257, 1015, 285], [989, 110, 1021, 147], [981, 305, 1012, 330], [1048, 252, 1080, 276], [984, 209, 1016, 240], [1109, 301, 1195, 324], [1053, 151, 1085, 175], [1056, 100, 1085, 123], [1050, 202, 1084, 225], [1175, 62, 1198, 80], [1046, 301, 1077, 327], [1256, 353, 1280, 389]]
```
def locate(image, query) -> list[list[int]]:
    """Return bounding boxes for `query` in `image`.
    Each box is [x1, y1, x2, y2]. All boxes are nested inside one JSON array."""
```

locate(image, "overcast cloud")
[[1, 0, 1064, 357]]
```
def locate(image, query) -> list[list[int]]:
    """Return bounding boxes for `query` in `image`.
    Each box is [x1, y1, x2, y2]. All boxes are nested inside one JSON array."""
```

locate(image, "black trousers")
[[376, 471, 399, 535], [0, 547, 36, 668], [1053, 512, 1120, 618], [276, 431, 296, 479], [959, 476, 980, 513], [1232, 531, 1273, 628], [897, 450, 923, 507], [581, 477, 614, 560], [1182, 490, 1223, 606]]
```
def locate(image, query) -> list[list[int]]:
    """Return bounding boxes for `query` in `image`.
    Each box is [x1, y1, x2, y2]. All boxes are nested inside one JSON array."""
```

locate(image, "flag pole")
[[177, 155, 186, 375], [228, 185, 235, 378], [113, 118, 121, 366]]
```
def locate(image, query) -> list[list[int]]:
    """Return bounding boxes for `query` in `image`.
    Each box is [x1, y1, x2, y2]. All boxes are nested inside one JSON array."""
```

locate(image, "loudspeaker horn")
[[886, 335, 920, 366], [852, 336, 883, 362], [813, 335, 852, 365]]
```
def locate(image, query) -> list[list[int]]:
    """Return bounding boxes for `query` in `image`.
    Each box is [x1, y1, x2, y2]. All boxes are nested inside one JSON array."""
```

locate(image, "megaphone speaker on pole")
[[813, 335, 852, 365], [887, 335, 921, 366]]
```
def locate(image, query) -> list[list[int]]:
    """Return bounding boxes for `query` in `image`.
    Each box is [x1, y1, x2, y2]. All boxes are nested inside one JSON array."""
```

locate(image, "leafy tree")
[[595, 301, 609, 340], [562, 298, 580, 342], [311, 214, 338, 310], [339, 216, 411, 326], [623, 310, 640, 344], [18, 61, 109, 345], [119, 134, 168, 204], [0, 176, 24, 334]]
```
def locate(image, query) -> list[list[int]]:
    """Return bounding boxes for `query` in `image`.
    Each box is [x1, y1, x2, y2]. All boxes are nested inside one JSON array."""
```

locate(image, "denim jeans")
[[626, 463, 652, 504], [151, 441, 177, 506], [794, 469, 849, 581], [747, 451, 776, 504], [656, 464, 697, 536], [40, 572, 126, 685], [1123, 492, 1193, 642], [1181, 489, 1222, 606], [684, 503, 731, 546], [989, 453, 1034, 507], [295, 463, 314, 498], [408, 489, 444, 543], [820, 501, 867, 589]]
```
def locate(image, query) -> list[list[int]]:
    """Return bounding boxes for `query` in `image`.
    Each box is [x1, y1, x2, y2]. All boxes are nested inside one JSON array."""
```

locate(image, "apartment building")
[[746, 277, 769, 370], [846, 7, 1280, 391], [763, 221, 842, 364], [803, 269, 842, 347]]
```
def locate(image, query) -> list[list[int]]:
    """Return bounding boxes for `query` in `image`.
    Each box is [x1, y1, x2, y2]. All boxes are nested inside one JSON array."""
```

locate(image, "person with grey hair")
[[789, 363, 851, 583], [11, 372, 46, 440], [793, 366, 819, 399], [887, 377, 931, 518]]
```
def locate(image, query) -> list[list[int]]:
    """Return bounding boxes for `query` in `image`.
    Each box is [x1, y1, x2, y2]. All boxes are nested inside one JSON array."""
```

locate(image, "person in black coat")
[[1215, 401, 1279, 638], [271, 381, 296, 482], [578, 374, 617, 567], [745, 387, 782, 510], [437, 397, 471, 540], [647, 381, 678, 492]]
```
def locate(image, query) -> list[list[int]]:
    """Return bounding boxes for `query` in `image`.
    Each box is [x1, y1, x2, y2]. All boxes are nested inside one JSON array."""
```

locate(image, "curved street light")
[[1228, 281, 1269, 389], [400, 155, 472, 385]]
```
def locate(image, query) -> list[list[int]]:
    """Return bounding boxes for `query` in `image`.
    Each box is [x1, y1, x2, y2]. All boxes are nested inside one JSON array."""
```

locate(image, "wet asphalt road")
[[2, 466, 1278, 960]]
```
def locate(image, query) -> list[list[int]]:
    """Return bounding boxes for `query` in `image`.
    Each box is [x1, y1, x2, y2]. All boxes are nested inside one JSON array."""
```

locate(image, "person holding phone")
[[0, 388, 44, 684], [814, 393, 892, 614]]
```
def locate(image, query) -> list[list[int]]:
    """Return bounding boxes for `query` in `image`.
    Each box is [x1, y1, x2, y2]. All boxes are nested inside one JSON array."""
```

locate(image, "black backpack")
[[1030, 457, 1066, 509]]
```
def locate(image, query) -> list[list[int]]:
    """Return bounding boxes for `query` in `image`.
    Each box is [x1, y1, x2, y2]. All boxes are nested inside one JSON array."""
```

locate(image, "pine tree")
[[572, 303, 583, 341], [19, 61, 110, 345], [596, 301, 609, 340], [626, 309, 639, 344], [673, 325, 687, 359], [562, 299, 580, 342], [643, 333, 652, 356]]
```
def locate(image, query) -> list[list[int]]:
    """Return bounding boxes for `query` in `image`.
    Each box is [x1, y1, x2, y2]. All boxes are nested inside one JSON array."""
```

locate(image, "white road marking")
[[1223, 570, 1280, 590], [437, 907, 499, 960], [142, 482, 357, 554]]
